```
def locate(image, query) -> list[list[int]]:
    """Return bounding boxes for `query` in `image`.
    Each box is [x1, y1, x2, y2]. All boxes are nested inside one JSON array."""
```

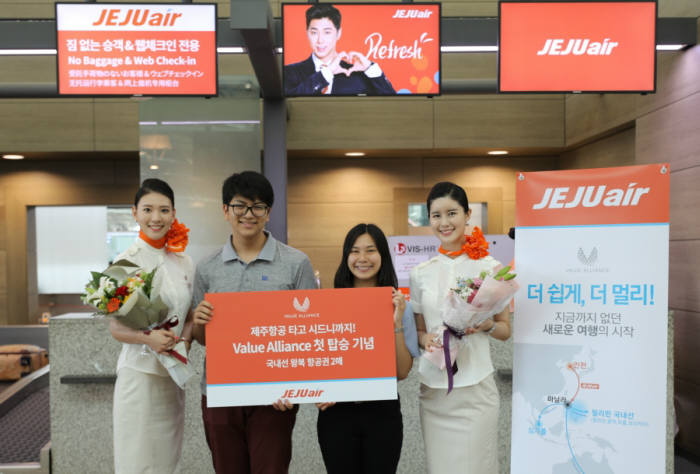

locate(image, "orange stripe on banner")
[[516, 163, 669, 227]]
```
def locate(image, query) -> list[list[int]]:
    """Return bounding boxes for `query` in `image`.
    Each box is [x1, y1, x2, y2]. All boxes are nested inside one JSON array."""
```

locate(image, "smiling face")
[[347, 233, 381, 287], [307, 17, 341, 62], [429, 196, 471, 251], [224, 194, 270, 240], [132, 192, 175, 241]]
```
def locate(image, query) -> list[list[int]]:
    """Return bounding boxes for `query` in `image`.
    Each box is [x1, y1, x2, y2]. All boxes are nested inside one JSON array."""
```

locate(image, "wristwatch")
[[485, 321, 497, 336]]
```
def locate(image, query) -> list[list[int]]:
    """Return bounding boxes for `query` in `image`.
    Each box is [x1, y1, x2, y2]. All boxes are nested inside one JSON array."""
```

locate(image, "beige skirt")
[[113, 367, 185, 474], [419, 374, 500, 474]]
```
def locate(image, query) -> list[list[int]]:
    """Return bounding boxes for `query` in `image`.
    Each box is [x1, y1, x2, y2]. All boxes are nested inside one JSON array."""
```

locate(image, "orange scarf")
[[438, 226, 489, 259], [139, 219, 190, 252]]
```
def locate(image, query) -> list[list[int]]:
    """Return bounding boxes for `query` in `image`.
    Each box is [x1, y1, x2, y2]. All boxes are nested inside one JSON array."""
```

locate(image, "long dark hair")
[[334, 223, 398, 289]]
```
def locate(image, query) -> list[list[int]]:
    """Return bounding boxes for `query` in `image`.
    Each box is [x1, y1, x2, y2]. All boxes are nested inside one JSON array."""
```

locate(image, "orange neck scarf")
[[438, 226, 489, 259], [139, 219, 190, 252]]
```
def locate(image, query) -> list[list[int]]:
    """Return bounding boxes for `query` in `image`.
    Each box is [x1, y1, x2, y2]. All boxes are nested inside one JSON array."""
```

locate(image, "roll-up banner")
[[499, 1, 657, 93], [56, 3, 218, 96], [512, 164, 669, 473], [282, 3, 441, 97]]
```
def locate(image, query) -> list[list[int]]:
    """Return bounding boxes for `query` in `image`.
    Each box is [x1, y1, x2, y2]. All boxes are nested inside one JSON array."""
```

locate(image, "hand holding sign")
[[392, 289, 406, 326], [205, 287, 397, 407]]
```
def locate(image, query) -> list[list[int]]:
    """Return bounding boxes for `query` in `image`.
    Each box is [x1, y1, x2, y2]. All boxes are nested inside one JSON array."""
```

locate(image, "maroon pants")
[[201, 395, 298, 474]]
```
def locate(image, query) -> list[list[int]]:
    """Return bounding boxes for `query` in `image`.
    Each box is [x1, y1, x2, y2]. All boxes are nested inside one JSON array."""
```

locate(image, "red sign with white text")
[[283, 3, 440, 96], [205, 287, 397, 406], [516, 163, 669, 227], [499, 1, 656, 92], [56, 3, 217, 96]]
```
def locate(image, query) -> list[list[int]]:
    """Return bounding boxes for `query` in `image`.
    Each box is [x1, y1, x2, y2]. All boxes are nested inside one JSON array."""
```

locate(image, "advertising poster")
[[511, 164, 670, 473], [205, 287, 397, 407], [388, 235, 439, 290], [56, 3, 217, 96], [499, 1, 656, 92], [283, 3, 440, 96]]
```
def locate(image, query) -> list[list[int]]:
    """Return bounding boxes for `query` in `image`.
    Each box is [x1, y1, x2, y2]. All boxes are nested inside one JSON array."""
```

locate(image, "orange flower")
[[166, 219, 190, 253], [438, 226, 490, 260], [464, 226, 490, 260], [106, 297, 121, 312]]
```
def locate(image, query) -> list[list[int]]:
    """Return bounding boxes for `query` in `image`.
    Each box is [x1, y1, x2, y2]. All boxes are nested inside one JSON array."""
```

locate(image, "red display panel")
[[499, 1, 656, 93], [283, 3, 441, 97], [56, 3, 217, 96]]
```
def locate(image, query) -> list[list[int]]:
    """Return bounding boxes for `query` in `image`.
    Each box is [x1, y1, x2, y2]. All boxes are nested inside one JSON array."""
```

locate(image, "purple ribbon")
[[442, 325, 465, 394]]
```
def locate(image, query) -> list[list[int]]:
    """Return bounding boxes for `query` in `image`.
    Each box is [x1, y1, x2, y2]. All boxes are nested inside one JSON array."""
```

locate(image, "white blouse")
[[410, 253, 501, 389], [115, 238, 194, 377]]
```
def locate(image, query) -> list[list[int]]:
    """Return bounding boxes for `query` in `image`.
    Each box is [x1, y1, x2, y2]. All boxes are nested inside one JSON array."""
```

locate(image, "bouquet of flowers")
[[81, 259, 193, 388], [423, 265, 519, 392]]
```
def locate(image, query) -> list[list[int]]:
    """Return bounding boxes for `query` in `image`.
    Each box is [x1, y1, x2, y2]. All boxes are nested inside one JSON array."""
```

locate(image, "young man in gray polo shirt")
[[191, 171, 316, 473]]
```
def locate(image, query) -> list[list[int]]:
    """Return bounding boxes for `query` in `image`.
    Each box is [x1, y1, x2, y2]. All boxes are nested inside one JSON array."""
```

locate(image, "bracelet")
[[394, 326, 404, 334], [485, 322, 498, 336]]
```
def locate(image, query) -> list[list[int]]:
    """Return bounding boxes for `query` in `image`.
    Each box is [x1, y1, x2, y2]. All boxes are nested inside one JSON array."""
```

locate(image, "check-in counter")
[[49, 313, 213, 473]]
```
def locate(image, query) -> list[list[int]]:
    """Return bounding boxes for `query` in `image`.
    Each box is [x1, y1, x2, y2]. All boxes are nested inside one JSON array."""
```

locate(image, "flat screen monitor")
[[499, 1, 657, 93], [56, 3, 218, 96], [282, 3, 441, 97]]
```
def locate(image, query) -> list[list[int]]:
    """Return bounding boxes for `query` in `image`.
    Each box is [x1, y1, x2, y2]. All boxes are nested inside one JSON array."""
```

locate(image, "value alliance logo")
[[293, 297, 310, 313], [566, 246, 609, 273], [577, 247, 598, 266]]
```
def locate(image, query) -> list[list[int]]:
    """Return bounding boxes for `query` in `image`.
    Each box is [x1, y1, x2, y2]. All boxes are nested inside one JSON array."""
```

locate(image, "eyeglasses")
[[227, 203, 269, 217]]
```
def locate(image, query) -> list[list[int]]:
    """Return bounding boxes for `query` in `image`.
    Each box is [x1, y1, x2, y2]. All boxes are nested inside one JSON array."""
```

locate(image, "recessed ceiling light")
[[149, 164, 159, 170], [345, 152, 365, 157], [487, 150, 509, 156], [2, 154, 24, 160]]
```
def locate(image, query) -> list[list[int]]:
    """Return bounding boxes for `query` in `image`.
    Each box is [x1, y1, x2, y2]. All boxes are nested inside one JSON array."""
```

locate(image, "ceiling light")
[[217, 47, 246, 54], [149, 164, 159, 170], [441, 46, 499, 53], [345, 152, 365, 157], [2, 154, 24, 160], [0, 49, 57, 55], [488, 150, 509, 156], [656, 44, 686, 51]]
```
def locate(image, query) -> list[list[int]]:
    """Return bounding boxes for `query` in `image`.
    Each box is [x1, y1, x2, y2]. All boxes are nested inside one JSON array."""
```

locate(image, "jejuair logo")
[[577, 247, 598, 266], [293, 297, 310, 313]]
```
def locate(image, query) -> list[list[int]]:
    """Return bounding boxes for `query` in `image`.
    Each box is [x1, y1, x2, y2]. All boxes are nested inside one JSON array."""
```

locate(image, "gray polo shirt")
[[192, 231, 317, 395]]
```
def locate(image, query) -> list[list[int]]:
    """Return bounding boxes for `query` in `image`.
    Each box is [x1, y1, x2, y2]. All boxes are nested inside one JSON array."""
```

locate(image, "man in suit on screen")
[[284, 4, 396, 96]]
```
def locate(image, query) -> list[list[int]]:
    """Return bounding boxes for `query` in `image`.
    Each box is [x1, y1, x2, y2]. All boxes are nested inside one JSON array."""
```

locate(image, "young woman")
[[410, 182, 511, 473], [316, 223, 420, 474], [108, 178, 194, 473]]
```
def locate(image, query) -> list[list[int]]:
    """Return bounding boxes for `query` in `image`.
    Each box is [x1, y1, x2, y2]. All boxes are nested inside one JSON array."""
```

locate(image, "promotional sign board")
[[56, 3, 217, 96], [282, 3, 440, 96], [511, 164, 669, 473], [205, 287, 397, 407], [499, 1, 657, 92]]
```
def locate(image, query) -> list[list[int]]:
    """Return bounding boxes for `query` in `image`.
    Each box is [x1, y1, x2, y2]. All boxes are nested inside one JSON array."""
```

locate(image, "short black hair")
[[222, 171, 274, 208], [334, 223, 398, 289], [134, 178, 174, 207], [305, 4, 341, 30], [426, 181, 469, 214]]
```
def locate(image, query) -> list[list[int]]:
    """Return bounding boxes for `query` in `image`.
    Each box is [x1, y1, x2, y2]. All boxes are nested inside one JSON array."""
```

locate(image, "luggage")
[[0, 344, 49, 381]]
